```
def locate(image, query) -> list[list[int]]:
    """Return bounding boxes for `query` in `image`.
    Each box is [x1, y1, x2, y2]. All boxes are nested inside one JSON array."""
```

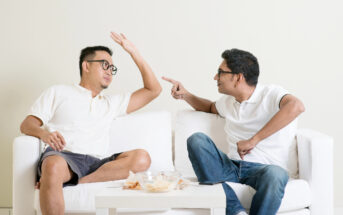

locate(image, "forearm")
[[184, 93, 213, 113], [252, 101, 305, 144], [130, 51, 162, 95], [20, 117, 46, 139]]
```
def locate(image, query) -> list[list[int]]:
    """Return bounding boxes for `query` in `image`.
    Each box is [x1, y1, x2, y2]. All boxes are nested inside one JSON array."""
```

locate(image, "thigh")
[[238, 161, 275, 188], [188, 132, 240, 183], [86, 151, 124, 174]]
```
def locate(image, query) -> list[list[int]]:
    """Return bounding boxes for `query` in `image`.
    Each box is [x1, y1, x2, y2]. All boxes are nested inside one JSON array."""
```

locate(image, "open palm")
[[110, 32, 136, 54]]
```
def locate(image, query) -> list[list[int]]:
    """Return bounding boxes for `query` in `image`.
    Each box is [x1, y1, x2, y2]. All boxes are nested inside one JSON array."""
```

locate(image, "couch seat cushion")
[[227, 179, 311, 212]]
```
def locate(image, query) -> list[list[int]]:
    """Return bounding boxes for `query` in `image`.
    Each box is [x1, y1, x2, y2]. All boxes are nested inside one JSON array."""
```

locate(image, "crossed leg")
[[79, 149, 151, 183], [38, 149, 151, 215]]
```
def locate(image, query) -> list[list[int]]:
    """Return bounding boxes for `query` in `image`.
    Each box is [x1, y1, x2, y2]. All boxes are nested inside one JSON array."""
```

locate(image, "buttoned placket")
[[89, 95, 102, 114], [235, 101, 243, 119]]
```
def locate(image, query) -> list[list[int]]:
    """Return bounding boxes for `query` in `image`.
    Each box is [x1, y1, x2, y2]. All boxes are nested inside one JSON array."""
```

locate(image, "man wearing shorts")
[[20, 32, 162, 215], [163, 49, 305, 215]]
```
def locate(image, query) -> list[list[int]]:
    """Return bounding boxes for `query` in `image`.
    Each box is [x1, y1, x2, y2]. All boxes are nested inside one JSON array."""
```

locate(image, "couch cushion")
[[226, 179, 311, 212], [175, 110, 226, 177], [108, 111, 174, 172]]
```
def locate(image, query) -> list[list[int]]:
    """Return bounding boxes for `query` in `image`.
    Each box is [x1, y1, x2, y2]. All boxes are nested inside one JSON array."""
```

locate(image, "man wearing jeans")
[[163, 49, 305, 215]]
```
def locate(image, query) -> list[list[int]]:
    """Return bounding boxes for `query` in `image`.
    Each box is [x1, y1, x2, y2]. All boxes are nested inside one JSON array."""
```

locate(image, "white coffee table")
[[95, 183, 226, 215]]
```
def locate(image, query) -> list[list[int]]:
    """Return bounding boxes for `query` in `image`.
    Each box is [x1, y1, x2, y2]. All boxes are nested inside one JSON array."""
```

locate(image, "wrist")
[[183, 91, 192, 101], [37, 129, 48, 140], [128, 47, 139, 57], [250, 135, 260, 146]]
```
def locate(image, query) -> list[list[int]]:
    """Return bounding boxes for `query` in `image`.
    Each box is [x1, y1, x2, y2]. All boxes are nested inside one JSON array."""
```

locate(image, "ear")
[[82, 61, 89, 75], [234, 73, 245, 88], [237, 73, 245, 83]]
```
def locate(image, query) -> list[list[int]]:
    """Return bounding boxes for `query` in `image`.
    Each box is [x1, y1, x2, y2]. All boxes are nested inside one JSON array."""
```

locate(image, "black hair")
[[79, 46, 113, 77], [221, 49, 259, 86]]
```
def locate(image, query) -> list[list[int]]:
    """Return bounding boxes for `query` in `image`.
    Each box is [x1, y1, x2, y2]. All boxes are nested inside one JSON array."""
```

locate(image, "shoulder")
[[53, 84, 80, 94], [217, 94, 234, 105], [259, 84, 289, 110], [45, 84, 74, 92], [259, 84, 285, 94], [39, 84, 77, 99], [215, 94, 235, 116], [259, 84, 288, 98]]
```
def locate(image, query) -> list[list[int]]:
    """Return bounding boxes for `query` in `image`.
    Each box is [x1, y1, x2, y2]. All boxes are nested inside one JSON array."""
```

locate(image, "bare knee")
[[129, 149, 151, 173], [40, 156, 71, 185]]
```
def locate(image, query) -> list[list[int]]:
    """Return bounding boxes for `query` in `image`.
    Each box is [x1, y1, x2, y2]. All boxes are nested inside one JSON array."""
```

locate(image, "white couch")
[[13, 110, 334, 215]]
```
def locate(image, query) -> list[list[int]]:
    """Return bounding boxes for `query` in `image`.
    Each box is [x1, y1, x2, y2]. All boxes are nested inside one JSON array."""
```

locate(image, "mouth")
[[104, 76, 111, 82]]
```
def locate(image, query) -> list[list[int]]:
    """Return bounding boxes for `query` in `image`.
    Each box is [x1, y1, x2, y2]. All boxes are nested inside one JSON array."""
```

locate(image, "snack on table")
[[123, 181, 141, 190], [123, 171, 142, 190], [123, 171, 189, 192], [138, 171, 182, 192], [176, 178, 190, 190], [145, 175, 174, 192]]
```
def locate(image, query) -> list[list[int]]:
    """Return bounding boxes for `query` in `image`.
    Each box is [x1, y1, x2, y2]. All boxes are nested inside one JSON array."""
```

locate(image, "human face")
[[86, 51, 114, 89], [214, 60, 237, 95]]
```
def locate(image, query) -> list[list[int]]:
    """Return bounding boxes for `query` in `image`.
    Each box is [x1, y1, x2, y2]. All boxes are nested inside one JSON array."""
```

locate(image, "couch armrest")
[[296, 128, 334, 215], [13, 136, 41, 215]]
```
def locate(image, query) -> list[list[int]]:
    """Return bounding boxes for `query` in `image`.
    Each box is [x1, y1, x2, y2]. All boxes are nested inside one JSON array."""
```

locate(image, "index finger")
[[162, 76, 177, 84]]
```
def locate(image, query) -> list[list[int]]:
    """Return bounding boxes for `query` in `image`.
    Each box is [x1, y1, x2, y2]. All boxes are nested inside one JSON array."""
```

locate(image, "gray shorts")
[[37, 147, 122, 187]]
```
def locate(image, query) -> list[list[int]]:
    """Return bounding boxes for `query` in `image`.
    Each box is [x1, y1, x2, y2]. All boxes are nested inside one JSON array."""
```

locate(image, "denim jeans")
[[187, 132, 289, 215]]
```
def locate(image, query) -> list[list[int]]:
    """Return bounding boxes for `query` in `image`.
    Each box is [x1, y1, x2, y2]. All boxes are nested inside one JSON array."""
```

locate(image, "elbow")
[[294, 99, 305, 116], [152, 86, 162, 98], [299, 102, 305, 114], [19, 121, 26, 134]]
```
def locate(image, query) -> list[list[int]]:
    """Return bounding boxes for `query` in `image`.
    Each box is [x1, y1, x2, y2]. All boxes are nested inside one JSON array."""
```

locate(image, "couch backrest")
[[175, 110, 226, 177], [108, 111, 174, 172]]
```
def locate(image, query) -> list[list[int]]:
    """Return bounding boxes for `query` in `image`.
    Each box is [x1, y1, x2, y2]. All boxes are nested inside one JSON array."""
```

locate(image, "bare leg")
[[79, 149, 151, 183], [39, 155, 73, 215]]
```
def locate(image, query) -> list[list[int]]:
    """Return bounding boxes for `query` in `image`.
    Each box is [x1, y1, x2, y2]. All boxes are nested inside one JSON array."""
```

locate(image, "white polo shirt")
[[215, 84, 298, 177], [29, 84, 131, 158]]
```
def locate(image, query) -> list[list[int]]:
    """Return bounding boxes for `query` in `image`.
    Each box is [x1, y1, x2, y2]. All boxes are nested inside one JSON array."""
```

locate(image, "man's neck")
[[79, 81, 101, 98], [235, 85, 256, 103]]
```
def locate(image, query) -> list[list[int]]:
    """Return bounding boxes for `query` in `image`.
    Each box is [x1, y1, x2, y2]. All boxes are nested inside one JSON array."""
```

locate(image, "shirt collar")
[[74, 84, 104, 98], [242, 84, 261, 104]]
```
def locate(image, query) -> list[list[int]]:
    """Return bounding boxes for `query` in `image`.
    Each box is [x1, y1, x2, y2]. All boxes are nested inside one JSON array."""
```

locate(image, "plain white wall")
[[1, 0, 342, 208]]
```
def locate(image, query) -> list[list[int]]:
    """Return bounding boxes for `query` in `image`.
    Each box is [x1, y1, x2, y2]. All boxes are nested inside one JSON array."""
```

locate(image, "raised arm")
[[20, 115, 66, 151], [162, 76, 218, 114], [237, 94, 305, 159], [110, 32, 162, 114]]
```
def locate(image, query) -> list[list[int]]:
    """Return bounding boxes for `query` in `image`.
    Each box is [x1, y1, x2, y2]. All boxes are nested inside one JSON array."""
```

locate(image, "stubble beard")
[[101, 84, 108, 89]]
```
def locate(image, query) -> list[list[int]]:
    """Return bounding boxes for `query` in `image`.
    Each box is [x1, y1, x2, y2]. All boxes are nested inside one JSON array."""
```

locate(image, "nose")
[[214, 73, 219, 80], [104, 69, 112, 76]]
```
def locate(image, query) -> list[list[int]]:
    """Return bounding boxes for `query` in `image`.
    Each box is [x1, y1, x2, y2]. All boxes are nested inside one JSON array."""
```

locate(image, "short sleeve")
[[108, 92, 132, 118], [28, 87, 56, 125], [266, 85, 289, 113], [215, 95, 230, 117]]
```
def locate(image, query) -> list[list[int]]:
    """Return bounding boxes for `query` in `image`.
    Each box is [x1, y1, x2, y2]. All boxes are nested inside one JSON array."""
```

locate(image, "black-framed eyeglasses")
[[87, 60, 118, 76], [217, 68, 239, 78]]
